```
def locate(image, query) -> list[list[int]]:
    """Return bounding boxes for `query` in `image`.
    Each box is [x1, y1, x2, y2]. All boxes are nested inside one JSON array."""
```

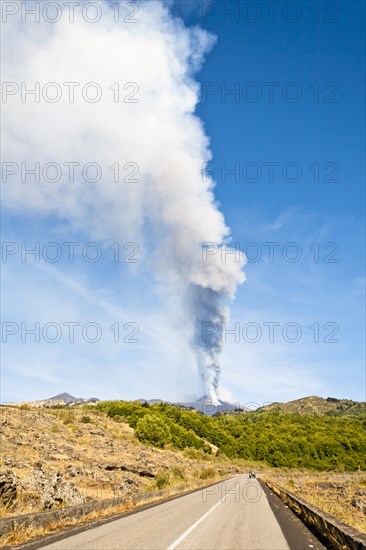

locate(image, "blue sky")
[[1, 0, 365, 405], [175, 0, 366, 403]]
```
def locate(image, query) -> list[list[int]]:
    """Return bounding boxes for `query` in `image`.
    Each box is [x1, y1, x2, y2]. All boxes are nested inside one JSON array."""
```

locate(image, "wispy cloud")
[[263, 207, 299, 231]]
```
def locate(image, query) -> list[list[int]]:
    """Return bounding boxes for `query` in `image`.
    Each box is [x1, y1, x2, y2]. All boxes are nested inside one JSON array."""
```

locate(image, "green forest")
[[96, 400, 366, 472]]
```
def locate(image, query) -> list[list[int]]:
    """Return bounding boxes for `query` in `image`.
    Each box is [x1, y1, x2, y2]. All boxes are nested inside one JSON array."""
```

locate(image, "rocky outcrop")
[[21, 464, 84, 509], [352, 489, 366, 516], [102, 464, 155, 478], [0, 470, 18, 507]]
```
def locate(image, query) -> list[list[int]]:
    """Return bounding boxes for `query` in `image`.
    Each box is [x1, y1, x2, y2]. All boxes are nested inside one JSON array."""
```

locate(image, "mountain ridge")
[[6, 393, 365, 417], [256, 395, 366, 416]]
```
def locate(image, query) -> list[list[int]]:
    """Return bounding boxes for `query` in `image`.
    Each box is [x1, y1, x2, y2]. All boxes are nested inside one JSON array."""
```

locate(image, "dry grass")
[[264, 470, 366, 533], [0, 500, 135, 548]]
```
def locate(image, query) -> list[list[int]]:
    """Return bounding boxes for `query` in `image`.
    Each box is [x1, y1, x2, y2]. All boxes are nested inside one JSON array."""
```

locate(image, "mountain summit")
[[48, 392, 79, 403], [177, 395, 239, 416], [46, 393, 100, 404]]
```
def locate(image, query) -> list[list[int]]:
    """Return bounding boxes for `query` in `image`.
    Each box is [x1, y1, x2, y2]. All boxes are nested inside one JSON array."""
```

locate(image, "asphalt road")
[[37, 476, 325, 550]]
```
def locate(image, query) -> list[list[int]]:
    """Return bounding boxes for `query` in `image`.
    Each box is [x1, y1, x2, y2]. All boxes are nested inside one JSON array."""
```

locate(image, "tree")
[[135, 414, 172, 448], [272, 451, 288, 467]]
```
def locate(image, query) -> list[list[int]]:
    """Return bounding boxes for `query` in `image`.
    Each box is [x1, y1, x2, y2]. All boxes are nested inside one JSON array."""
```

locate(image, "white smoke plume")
[[1, 0, 246, 400]]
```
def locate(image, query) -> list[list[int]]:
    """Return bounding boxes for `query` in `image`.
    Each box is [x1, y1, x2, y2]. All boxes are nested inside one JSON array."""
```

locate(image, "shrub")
[[112, 415, 128, 423], [171, 466, 186, 480], [199, 467, 217, 480], [155, 473, 170, 489], [80, 415, 92, 423], [184, 448, 199, 459]]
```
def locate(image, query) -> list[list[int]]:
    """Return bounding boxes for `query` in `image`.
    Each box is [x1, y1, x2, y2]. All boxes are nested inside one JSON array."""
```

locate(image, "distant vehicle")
[[248, 470, 256, 478]]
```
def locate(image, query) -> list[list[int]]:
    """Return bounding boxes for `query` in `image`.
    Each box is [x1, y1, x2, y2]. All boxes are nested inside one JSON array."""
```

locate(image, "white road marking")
[[166, 500, 222, 550]]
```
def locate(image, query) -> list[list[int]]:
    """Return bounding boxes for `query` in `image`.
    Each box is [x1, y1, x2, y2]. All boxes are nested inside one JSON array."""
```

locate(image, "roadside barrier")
[[262, 479, 366, 550]]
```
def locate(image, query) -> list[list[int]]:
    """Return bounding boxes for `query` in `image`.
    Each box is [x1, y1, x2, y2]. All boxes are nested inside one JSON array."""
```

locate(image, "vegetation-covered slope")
[[98, 400, 366, 471]]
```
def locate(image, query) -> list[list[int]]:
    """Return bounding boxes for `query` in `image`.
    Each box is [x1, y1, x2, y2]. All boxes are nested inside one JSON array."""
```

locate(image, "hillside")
[[256, 396, 366, 416], [0, 405, 241, 518]]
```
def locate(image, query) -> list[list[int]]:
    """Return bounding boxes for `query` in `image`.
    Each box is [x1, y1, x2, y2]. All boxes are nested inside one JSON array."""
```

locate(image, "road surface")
[[36, 476, 325, 550]]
